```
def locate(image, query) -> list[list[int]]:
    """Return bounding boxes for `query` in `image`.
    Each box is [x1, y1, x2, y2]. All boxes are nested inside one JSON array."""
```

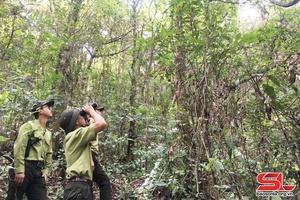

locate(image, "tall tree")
[[127, 0, 140, 161], [55, 0, 84, 102]]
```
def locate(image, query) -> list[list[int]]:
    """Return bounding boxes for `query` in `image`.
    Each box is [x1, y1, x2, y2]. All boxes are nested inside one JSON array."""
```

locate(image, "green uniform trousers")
[[6, 160, 47, 200], [92, 153, 112, 200], [63, 181, 93, 200]]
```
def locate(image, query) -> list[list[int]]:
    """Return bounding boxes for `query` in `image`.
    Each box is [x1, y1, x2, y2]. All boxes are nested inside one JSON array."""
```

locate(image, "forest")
[[0, 0, 300, 199]]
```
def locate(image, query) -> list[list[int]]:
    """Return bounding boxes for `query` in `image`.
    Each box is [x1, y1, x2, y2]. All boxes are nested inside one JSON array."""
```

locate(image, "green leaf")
[[207, 157, 216, 170], [145, 184, 154, 190], [270, 100, 284, 110], [241, 32, 259, 44], [154, 181, 168, 187], [292, 86, 299, 94], [280, 85, 288, 94], [225, 140, 235, 159], [213, 160, 224, 173], [268, 75, 281, 87], [0, 91, 9, 105], [0, 136, 7, 142], [226, 140, 235, 150], [263, 84, 276, 99]]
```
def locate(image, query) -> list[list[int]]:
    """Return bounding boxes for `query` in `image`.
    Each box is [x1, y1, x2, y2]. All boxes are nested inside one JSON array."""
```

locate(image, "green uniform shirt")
[[90, 137, 99, 156], [14, 120, 53, 175], [64, 125, 96, 180], [89, 118, 99, 156]]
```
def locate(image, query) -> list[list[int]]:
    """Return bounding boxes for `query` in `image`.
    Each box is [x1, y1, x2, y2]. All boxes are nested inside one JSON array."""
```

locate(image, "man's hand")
[[81, 105, 96, 116], [82, 105, 107, 133], [42, 174, 48, 182], [14, 173, 25, 186], [91, 159, 95, 171]]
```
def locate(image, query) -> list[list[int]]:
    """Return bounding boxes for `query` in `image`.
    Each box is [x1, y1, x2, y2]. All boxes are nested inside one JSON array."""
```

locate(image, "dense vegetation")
[[0, 0, 299, 199]]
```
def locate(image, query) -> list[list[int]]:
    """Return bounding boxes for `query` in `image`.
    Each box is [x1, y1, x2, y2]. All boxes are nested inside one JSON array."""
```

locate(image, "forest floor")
[[0, 153, 167, 200]]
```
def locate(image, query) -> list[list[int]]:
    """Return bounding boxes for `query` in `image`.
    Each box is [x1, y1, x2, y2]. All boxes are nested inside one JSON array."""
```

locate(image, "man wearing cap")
[[59, 105, 107, 200], [6, 100, 54, 200], [90, 106, 112, 200]]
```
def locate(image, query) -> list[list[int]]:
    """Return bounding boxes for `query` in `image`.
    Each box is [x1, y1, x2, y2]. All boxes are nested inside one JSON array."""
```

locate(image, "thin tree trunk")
[[127, 0, 140, 161]]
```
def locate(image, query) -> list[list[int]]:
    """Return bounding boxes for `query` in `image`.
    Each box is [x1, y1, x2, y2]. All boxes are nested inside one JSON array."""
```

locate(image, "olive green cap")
[[30, 100, 54, 114], [59, 108, 80, 134]]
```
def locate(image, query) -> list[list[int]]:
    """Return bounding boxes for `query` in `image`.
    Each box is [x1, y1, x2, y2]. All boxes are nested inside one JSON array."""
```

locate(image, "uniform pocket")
[[8, 167, 15, 181], [64, 182, 91, 200], [31, 131, 42, 144]]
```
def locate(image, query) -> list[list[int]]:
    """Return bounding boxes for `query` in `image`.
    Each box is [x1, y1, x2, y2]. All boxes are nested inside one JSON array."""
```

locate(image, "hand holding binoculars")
[[79, 102, 104, 116]]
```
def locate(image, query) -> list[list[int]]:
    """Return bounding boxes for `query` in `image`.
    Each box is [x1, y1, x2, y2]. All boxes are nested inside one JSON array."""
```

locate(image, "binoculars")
[[79, 102, 104, 116]]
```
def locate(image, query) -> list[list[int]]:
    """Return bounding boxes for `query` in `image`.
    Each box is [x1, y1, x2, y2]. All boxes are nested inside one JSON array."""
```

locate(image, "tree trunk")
[[55, 0, 83, 102], [127, 0, 140, 161], [52, 0, 84, 156]]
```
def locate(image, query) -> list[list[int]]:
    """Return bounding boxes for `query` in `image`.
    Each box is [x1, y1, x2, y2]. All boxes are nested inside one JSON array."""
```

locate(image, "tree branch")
[[270, 0, 300, 7]]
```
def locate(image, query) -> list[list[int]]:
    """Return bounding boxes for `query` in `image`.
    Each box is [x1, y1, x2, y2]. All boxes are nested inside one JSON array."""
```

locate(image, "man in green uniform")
[[59, 105, 107, 200], [90, 106, 112, 200], [6, 100, 54, 200]]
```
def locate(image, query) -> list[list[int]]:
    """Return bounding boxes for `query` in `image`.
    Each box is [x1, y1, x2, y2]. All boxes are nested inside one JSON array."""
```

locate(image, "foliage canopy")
[[0, 0, 299, 199]]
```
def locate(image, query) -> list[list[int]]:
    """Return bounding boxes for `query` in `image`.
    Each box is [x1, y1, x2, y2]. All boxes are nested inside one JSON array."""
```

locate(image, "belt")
[[26, 160, 44, 168], [68, 177, 93, 186]]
